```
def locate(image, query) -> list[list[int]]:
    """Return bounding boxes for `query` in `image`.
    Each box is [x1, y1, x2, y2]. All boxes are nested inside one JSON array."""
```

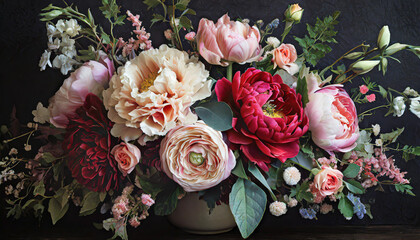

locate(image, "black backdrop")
[[1, 0, 420, 237]]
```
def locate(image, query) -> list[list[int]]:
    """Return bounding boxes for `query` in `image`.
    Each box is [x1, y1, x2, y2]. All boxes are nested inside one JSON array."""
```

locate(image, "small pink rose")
[[313, 166, 343, 197], [111, 142, 141, 176], [359, 85, 369, 94], [366, 93, 376, 102], [185, 31, 196, 41], [272, 43, 298, 74]]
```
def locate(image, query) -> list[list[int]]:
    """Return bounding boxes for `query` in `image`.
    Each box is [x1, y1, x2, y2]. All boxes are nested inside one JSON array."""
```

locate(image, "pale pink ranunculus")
[[196, 14, 262, 66], [305, 74, 359, 154], [141, 193, 155, 207], [159, 121, 236, 192], [313, 166, 343, 197], [272, 43, 299, 75], [49, 51, 114, 128], [111, 142, 141, 176]]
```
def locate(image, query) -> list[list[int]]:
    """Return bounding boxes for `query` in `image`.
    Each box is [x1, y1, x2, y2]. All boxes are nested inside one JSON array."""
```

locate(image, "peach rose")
[[313, 166, 343, 197], [272, 43, 299, 75], [159, 121, 236, 192], [111, 142, 141, 176], [49, 51, 114, 128], [196, 14, 262, 66]]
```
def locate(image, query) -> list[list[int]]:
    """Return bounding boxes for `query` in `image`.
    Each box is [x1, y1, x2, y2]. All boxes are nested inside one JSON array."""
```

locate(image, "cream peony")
[[159, 121, 236, 192], [103, 45, 211, 141], [283, 166, 301, 186], [269, 201, 287, 217]]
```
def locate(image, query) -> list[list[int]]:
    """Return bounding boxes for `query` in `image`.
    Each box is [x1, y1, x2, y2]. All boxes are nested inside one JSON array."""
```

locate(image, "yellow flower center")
[[262, 101, 285, 118], [140, 72, 159, 92]]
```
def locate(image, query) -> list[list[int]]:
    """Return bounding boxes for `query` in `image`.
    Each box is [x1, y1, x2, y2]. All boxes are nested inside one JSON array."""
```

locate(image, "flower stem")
[[227, 63, 233, 82]]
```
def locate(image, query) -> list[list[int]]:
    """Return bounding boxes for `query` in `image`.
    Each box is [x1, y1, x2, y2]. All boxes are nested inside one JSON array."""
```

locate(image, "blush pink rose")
[[272, 43, 299, 75], [359, 85, 369, 94], [366, 93, 376, 102], [49, 51, 114, 128], [141, 193, 155, 207], [305, 74, 359, 154], [159, 121, 236, 192], [111, 142, 141, 176], [313, 166, 343, 197], [196, 14, 262, 66]]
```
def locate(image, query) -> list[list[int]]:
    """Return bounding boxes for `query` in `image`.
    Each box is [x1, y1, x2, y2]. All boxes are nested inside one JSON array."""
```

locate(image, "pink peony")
[[366, 93, 376, 102], [111, 142, 141, 176], [272, 43, 299, 75], [305, 74, 359, 154], [313, 166, 343, 197], [159, 121, 236, 192], [196, 14, 262, 66], [49, 52, 114, 128], [359, 85, 369, 94], [141, 193, 155, 207]]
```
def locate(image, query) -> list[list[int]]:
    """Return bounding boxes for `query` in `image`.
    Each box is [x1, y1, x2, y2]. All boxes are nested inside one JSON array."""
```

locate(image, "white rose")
[[269, 201, 287, 217], [409, 97, 420, 118], [393, 96, 406, 117], [283, 166, 301, 186]]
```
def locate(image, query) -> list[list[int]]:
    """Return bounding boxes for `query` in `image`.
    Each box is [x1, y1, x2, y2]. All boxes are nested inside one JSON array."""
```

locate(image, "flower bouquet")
[[1, 0, 420, 239]]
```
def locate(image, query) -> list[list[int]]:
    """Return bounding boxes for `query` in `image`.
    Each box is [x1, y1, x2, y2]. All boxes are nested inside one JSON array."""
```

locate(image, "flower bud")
[[351, 60, 380, 74], [285, 4, 303, 22], [344, 52, 364, 60], [377, 25, 390, 50], [384, 43, 408, 55]]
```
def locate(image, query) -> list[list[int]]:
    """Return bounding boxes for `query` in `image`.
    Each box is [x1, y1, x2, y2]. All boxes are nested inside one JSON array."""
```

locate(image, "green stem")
[[358, 104, 390, 117], [227, 63, 233, 82]]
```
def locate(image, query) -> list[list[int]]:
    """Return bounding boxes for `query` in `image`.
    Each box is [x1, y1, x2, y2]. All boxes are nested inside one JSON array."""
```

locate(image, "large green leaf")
[[80, 191, 100, 216], [248, 163, 277, 201], [229, 178, 267, 239], [154, 183, 184, 216], [296, 76, 309, 107], [48, 197, 69, 225], [231, 158, 248, 179], [338, 194, 354, 219], [343, 163, 361, 179], [289, 151, 313, 171], [194, 100, 233, 131], [344, 179, 365, 194]]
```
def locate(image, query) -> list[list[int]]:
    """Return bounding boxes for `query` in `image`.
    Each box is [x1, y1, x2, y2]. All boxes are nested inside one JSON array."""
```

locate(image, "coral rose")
[[159, 121, 236, 192], [49, 51, 114, 128], [215, 68, 308, 171], [196, 14, 262, 66], [63, 94, 123, 192], [111, 142, 141, 176], [305, 74, 359, 154], [103, 45, 211, 141], [313, 166, 343, 197], [272, 43, 299, 75]]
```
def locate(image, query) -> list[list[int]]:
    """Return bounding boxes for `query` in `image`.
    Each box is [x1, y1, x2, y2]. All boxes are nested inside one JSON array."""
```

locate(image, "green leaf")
[[289, 182, 313, 202], [338, 195, 353, 219], [33, 181, 46, 196], [22, 199, 37, 210], [378, 85, 388, 98], [231, 158, 248, 179], [99, 191, 107, 202], [344, 179, 365, 194], [80, 191, 100, 216], [154, 183, 184, 216], [296, 76, 309, 108], [137, 167, 166, 197], [289, 151, 313, 171], [143, 0, 161, 9], [229, 178, 267, 239], [198, 186, 221, 212], [194, 100, 233, 131], [248, 163, 277, 201], [343, 163, 361, 179], [395, 184, 416, 196], [179, 16, 192, 30], [48, 197, 69, 225], [380, 128, 404, 143]]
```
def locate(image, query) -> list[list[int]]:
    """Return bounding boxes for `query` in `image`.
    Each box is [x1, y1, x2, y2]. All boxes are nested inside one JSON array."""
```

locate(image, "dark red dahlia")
[[216, 68, 309, 171], [138, 137, 163, 171], [63, 93, 123, 192]]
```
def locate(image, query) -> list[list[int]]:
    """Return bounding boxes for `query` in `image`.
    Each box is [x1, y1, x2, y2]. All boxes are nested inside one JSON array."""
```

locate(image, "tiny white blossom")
[[48, 38, 61, 51], [60, 35, 77, 58], [372, 124, 380, 136], [63, 19, 81, 37], [267, 36, 280, 48], [409, 97, 420, 118], [32, 102, 50, 124], [403, 87, 419, 97], [393, 96, 406, 117], [39, 50, 52, 71], [46, 23, 59, 41], [53, 54, 77, 75], [55, 20, 66, 33], [375, 139, 383, 147]]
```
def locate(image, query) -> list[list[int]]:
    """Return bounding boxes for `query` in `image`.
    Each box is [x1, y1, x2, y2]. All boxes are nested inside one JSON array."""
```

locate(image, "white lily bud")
[[384, 43, 408, 55], [377, 26, 390, 50], [351, 60, 380, 74]]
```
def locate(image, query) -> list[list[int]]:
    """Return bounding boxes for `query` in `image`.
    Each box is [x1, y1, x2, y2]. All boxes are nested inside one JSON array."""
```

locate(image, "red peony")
[[63, 93, 123, 192], [216, 68, 308, 171]]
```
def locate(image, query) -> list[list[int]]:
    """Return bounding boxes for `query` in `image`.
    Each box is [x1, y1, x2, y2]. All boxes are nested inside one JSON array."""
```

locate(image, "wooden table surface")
[[3, 225, 420, 239]]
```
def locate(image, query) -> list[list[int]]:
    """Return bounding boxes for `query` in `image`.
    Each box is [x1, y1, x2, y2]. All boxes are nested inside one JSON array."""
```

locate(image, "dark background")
[[0, 0, 420, 238]]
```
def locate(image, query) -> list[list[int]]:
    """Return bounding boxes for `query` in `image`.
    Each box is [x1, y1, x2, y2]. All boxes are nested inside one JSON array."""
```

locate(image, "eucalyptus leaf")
[[194, 100, 233, 131], [248, 163, 277, 201], [229, 178, 267, 239], [289, 151, 313, 171]]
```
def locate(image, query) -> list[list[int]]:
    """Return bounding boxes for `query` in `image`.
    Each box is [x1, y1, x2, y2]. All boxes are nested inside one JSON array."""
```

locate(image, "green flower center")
[[189, 152, 205, 166]]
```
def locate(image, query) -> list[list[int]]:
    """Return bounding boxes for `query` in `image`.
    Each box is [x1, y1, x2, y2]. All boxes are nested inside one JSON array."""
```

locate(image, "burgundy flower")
[[216, 68, 308, 171], [63, 93, 123, 192], [138, 138, 163, 171]]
